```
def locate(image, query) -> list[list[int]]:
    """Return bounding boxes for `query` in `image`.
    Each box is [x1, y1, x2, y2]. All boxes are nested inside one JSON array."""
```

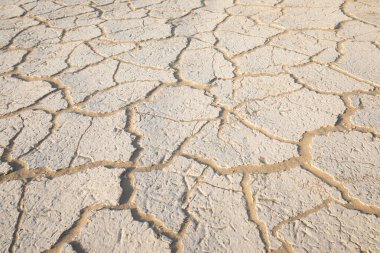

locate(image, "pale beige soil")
[[0, 0, 379, 252]]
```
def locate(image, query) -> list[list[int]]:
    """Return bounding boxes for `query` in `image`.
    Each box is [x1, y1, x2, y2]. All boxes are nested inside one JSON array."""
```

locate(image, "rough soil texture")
[[0, 0, 380, 252]]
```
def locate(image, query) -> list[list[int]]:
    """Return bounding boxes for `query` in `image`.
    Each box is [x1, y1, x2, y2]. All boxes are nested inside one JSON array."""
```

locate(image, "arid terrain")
[[0, 0, 379, 252]]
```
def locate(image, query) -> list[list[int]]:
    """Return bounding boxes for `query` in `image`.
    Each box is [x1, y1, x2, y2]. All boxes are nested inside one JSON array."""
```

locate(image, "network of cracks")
[[0, 0, 379, 252]]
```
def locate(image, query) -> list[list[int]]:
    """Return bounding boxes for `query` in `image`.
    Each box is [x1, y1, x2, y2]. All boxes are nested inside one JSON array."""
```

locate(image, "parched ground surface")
[[0, 0, 380, 252]]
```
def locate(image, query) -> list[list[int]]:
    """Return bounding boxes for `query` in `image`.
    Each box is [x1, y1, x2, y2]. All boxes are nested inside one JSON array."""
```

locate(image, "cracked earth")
[[0, 0, 380, 252]]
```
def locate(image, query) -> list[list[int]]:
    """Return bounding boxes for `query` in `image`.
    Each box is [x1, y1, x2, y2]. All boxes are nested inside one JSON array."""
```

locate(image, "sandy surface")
[[0, 0, 380, 252]]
